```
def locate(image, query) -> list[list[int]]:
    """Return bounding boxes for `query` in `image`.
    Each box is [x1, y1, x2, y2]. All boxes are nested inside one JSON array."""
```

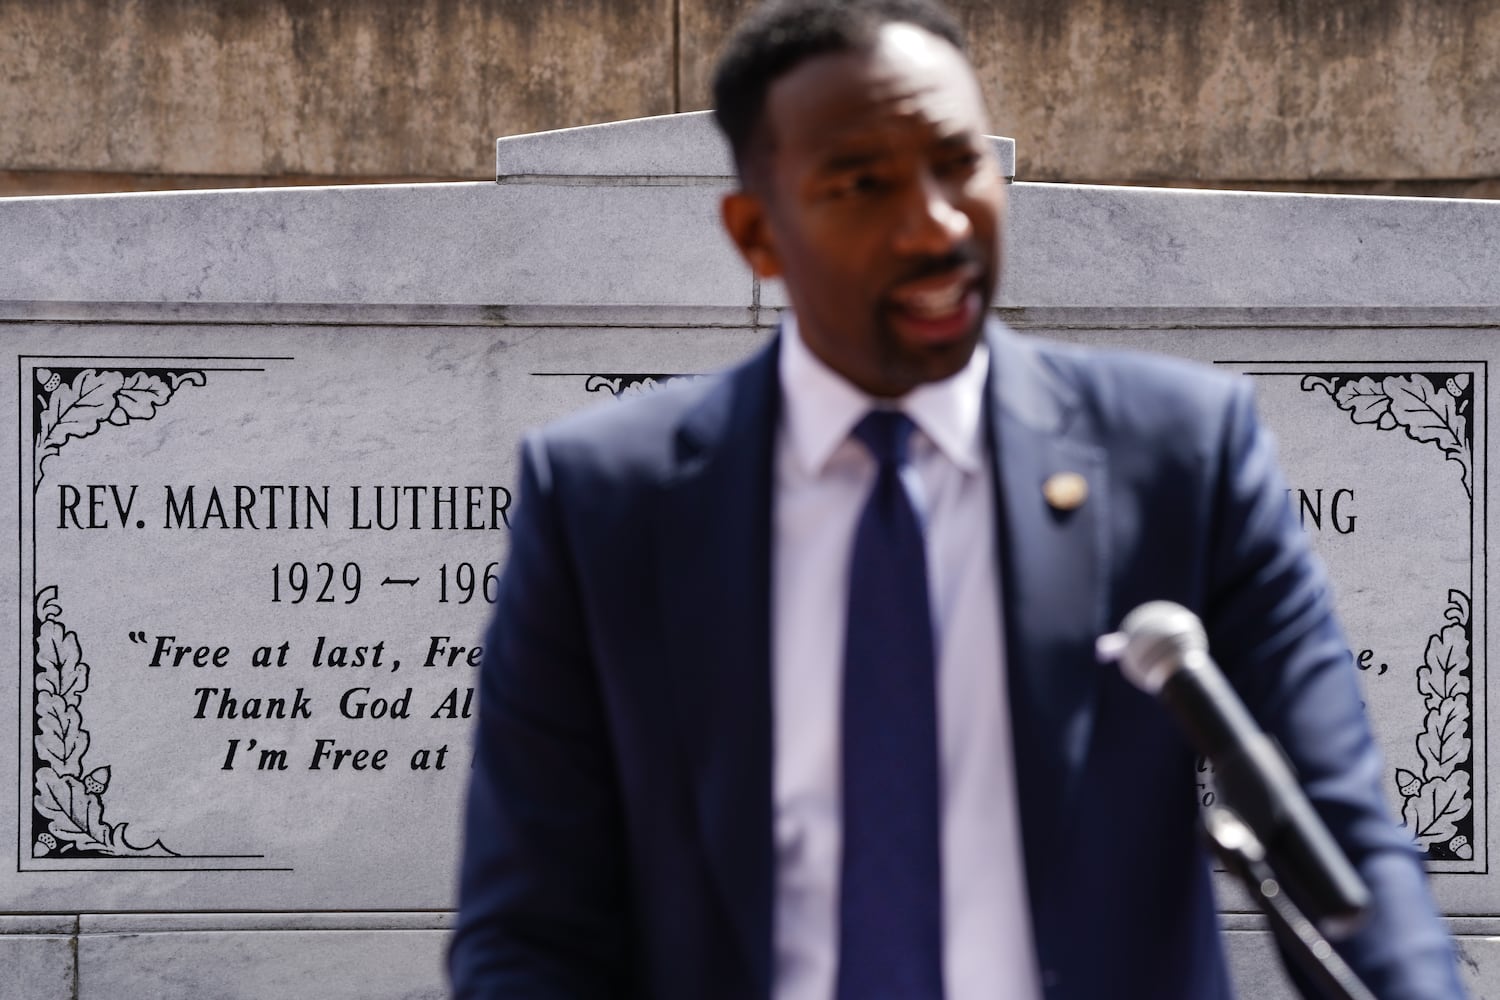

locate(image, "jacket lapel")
[[985, 325, 1107, 918], [654, 340, 780, 994]]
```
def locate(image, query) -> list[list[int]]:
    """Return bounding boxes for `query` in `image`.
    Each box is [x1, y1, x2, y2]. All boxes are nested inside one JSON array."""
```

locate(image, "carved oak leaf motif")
[[1302, 372, 1474, 498], [34, 690, 89, 776], [1417, 697, 1471, 782], [584, 375, 624, 395], [112, 371, 174, 422], [582, 373, 698, 398], [1385, 376, 1466, 449], [32, 367, 206, 489], [1416, 622, 1470, 710], [34, 369, 124, 486], [34, 767, 111, 853], [1402, 771, 1472, 847], [37, 585, 63, 624], [1396, 591, 1474, 857], [35, 620, 87, 702], [1447, 590, 1472, 625], [41, 369, 125, 445], [30, 587, 181, 859], [1383, 375, 1472, 495], [617, 378, 665, 398], [1333, 376, 1396, 428], [32, 767, 176, 858]]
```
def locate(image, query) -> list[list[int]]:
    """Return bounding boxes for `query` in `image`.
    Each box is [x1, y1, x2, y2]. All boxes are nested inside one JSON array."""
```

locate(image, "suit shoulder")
[[1032, 337, 1242, 401], [1029, 337, 1249, 438], [540, 371, 721, 446], [527, 371, 723, 483]]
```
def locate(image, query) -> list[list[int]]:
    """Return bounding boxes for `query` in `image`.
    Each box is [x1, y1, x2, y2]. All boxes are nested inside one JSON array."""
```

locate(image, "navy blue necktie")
[[837, 410, 944, 1000]]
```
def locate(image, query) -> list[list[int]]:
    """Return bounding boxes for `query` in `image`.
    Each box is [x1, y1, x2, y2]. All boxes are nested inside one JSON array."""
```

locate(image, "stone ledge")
[[80, 911, 452, 933], [0, 915, 78, 935]]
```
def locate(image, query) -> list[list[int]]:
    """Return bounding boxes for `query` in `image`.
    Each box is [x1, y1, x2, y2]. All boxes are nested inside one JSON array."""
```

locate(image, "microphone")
[[1096, 601, 1371, 938]]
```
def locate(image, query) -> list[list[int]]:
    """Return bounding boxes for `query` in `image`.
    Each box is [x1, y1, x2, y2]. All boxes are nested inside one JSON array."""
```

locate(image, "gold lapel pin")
[[1043, 471, 1088, 512]]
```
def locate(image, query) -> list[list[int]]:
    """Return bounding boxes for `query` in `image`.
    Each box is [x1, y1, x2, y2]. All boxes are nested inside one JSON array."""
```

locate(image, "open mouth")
[[886, 271, 983, 345]]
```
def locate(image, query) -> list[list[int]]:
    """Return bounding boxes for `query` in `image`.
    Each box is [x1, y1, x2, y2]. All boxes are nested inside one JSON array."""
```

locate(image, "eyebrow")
[[817, 125, 983, 168], [817, 147, 891, 173]]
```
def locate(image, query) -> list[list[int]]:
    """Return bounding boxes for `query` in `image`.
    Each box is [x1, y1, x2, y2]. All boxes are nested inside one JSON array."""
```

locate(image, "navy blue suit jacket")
[[451, 324, 1462, 999]]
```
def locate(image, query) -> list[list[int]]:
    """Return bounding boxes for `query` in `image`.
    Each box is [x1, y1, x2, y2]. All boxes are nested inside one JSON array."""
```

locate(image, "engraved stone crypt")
[[1, 113, 1499, 999]]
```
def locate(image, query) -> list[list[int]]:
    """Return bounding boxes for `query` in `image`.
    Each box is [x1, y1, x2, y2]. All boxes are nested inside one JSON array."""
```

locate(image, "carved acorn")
[[1395, 768, 1421, 798], [1450, 835, 1469, 853], [43, 372, 61, 392], [35, 832, 56, 855], [84, 766, 110, 796]]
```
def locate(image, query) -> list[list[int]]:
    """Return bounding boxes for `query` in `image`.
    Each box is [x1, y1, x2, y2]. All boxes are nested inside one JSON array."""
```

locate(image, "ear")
[[721, 191, 782, 279]]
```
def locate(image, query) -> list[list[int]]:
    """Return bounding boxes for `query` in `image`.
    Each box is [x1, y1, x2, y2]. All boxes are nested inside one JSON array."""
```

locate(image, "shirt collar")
[[778, 313, 989, 476]]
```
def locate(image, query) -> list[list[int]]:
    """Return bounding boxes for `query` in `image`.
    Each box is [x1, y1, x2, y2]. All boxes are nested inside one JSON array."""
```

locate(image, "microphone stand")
[[1202, 805, 1375, 1000]]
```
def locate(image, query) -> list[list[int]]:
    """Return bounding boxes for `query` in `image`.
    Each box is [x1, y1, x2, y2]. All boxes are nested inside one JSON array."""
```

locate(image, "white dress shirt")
[[771, 316, 1042, 1000]]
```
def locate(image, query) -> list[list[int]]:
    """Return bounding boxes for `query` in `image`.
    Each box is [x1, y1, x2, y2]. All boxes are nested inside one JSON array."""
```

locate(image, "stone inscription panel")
[[1227, 361, 1484, 874], [4, 318, 1492, 917], [3, 322, 760, 914]]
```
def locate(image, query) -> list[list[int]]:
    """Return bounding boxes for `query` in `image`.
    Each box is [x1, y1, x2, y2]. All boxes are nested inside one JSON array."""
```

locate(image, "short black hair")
[[711, 0, 966, 182]]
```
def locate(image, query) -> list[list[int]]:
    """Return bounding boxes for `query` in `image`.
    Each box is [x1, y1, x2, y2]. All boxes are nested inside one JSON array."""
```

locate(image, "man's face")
[[723, 22, 1006, 398]]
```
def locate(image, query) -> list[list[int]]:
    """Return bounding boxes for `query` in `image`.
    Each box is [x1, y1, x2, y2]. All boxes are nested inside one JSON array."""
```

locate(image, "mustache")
[[893, 247, 984, 286]]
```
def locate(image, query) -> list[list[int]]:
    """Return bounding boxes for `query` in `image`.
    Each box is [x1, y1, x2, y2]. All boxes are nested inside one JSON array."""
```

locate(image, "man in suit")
[[450, 0, 1464, 996]]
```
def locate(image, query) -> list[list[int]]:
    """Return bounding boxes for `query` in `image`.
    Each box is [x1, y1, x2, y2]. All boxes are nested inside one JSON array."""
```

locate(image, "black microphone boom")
[[1097, 601, 1371, 937]]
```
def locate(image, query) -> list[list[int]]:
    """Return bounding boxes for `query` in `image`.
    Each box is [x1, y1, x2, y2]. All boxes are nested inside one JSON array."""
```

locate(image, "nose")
[[893, 171, 971, 256]]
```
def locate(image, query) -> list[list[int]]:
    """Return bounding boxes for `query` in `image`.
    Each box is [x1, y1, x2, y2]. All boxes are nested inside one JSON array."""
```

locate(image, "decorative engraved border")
[[29, 367, 204, 859], [33, 367, 206, 491], [1302, 373, 1472, 499], [1395, 590, 1474, 859], [20, 358, 281, 870], [1298, 369, 1480, 864], [582, 373, 696, 397], [31, 585, 176, 858]]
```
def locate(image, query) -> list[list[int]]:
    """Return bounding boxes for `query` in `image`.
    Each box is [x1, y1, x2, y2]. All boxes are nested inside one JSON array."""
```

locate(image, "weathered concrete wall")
[[969, 0, 1500, 186], [0, 0, 673, 184], [2, 0, 1499, 195], [679, 0, 1500, 188]]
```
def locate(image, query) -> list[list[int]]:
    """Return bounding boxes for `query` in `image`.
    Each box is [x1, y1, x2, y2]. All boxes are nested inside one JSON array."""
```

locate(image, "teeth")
[[902, 282, 966, 317]]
